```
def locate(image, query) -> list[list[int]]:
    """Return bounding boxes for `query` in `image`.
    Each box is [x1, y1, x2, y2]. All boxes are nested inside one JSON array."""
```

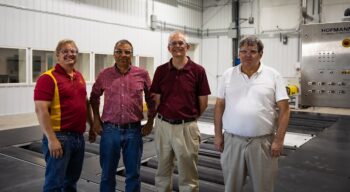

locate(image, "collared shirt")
[[217, 63, 289, 137], [90, 64, 155, 124], [150, 57, 211, 120], [34, 64, 87, 134]]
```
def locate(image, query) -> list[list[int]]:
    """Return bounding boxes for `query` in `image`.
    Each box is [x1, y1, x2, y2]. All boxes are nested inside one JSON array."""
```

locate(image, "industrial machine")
[[301, 21, 350, 108]]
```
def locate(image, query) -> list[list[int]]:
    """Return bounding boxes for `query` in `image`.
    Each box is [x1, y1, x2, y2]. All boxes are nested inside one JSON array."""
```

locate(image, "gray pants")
[[221, 132, 278, 192]]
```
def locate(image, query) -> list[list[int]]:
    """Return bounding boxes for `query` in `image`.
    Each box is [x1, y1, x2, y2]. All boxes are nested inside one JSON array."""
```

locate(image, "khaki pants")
[[155, 117, 200, 192], [221, 132, 278, 192]]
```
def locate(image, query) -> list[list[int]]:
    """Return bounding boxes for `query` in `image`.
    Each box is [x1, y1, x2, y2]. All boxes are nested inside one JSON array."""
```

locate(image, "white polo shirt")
[[217, 63, 289, 137]]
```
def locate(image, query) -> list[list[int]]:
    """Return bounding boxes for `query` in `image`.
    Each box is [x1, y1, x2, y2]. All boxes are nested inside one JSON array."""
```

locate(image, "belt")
[[105, 121, 141, 129], [54, 131, 82, 136], [225, 132, 273, 140], [157, 114, 196, 125]]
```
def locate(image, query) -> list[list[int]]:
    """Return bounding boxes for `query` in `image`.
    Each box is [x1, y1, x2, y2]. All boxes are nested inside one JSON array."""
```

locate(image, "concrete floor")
[[0, 113, 38, 131], [1, 100, 350, 192]]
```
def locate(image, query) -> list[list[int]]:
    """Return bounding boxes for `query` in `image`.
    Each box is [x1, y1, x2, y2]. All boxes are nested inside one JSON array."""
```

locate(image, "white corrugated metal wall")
[[0, 0, 203, 115], [0, 0, 350, 115], [202, 0, 350, 95]]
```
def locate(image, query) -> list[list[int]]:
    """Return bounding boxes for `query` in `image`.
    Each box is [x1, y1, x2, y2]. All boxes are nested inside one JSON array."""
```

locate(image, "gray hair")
[[114, 39, 133, 53], [239, 35, 264, 52], [168, 31, 188, 44]]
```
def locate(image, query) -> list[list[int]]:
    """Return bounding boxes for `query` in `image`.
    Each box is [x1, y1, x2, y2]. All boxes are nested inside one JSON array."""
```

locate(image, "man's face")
[[114, 43, 133, 68], [239, 44, 262, 67], [168, 33, 189, 58], [57, 43, 78, 68]]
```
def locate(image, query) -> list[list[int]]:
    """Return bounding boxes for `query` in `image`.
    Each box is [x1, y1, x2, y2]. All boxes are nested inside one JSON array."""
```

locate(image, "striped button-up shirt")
[[90, 65, 155, 124]]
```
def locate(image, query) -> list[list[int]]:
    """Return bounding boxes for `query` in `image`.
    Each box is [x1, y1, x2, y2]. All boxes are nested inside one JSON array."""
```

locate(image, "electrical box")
[[300, 22, 350, 108], [151, 14, 157, 30]]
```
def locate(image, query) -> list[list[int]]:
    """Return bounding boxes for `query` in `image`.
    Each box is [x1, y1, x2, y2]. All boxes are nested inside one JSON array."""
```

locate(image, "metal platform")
[[0, 107, 350, 192]]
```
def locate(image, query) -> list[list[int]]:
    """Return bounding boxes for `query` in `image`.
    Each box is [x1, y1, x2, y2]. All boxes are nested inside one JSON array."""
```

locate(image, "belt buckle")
[[169, 119, 177, 124], [119, 123, 129, 129]]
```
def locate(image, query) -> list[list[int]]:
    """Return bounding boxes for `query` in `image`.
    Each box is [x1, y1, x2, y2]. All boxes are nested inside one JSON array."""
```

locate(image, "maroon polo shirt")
[[150, 57, 211, 120], [34, 64, 87, 134]]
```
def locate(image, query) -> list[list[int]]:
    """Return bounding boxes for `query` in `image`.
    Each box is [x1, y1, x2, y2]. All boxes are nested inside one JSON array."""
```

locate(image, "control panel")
[[301, 22, 350, 108]]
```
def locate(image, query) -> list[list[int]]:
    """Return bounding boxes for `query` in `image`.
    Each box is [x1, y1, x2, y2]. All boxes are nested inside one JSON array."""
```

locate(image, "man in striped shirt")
[[90, 39, 155, 192]]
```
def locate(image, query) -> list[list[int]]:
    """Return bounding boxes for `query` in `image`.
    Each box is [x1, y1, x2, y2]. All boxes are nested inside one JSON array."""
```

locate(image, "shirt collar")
[[168, 56, 193, 71], [55, 64, 76, 79], [238, 62, 263, 75], [114, 63, 132, 74]]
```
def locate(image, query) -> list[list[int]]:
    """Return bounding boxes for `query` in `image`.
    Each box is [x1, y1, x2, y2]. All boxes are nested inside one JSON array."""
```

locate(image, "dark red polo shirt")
[[150, 57, 211, 119], [34, 64, 87, 134]]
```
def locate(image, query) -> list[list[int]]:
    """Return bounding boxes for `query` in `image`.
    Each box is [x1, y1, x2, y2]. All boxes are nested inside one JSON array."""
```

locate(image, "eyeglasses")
[[239, 49, 259, 55], [60, 49, 78, 55], [114, 50, 133, 55], [169, 41, 187, 47]]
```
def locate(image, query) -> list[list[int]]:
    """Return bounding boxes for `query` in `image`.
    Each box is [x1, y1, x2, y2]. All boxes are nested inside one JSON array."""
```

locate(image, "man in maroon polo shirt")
[[34, 39, 95, 192], [150, 31, 211, 192]]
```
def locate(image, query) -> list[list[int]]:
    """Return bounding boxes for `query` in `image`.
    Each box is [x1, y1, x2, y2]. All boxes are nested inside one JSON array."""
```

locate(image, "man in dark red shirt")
[[34, 39, 95, 192], [90, 39, 155, 192], [150, 31, 211, 192]]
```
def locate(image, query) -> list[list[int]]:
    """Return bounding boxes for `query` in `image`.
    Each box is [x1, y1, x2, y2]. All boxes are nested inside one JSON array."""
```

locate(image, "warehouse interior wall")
[[0, 0, 349, 115]]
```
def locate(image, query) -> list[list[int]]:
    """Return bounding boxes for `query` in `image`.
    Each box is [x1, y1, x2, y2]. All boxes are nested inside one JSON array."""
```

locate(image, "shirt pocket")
[[129, 82, 143, 96]]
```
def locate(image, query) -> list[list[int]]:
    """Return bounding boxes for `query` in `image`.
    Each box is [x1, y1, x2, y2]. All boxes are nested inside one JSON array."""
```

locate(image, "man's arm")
[[90, 101, 102, 135], [90, 78, 103, 135], [35, 100, 63, 158], [154, 93, 161, 110], [86, 98, 96, 142], [198, 95, 208, 117], [214, 98, 225, 152], [142, 78, 156, 136], [271, 99, 290, 157]]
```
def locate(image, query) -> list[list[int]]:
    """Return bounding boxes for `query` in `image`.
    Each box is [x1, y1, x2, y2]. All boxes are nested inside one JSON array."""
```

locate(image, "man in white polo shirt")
[[214, 35, 290, 192]]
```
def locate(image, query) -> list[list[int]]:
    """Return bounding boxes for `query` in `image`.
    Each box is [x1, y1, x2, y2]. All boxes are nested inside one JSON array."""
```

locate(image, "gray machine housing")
[[301, 22, 350, 108]]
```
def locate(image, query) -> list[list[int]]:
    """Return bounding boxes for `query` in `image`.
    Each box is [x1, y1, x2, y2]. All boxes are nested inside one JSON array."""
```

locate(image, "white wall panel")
[[0, 85, 35, 115], [1, 0, 150, 30], [154, 1, 202, 29], [202, 38, 218, 96], [0, 5, 152, 53], [202, 36, 232, 96], [260, 0, 300, 32], [203, 1, 231, 30], [260, 37, 299, 78]]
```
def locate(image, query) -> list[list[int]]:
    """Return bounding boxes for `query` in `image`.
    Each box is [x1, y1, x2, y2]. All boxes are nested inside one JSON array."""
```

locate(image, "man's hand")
[[48, 137, 63, 159], [272, 99, 289, 157], [271, 139, 283, 157], [93, 119, 102, 135], [214, 134, 224, 152], [214, 98, 225, 153], [88, 129, 97, 143], [141, 119, 154, 136], [35, 100, 63, 158]]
